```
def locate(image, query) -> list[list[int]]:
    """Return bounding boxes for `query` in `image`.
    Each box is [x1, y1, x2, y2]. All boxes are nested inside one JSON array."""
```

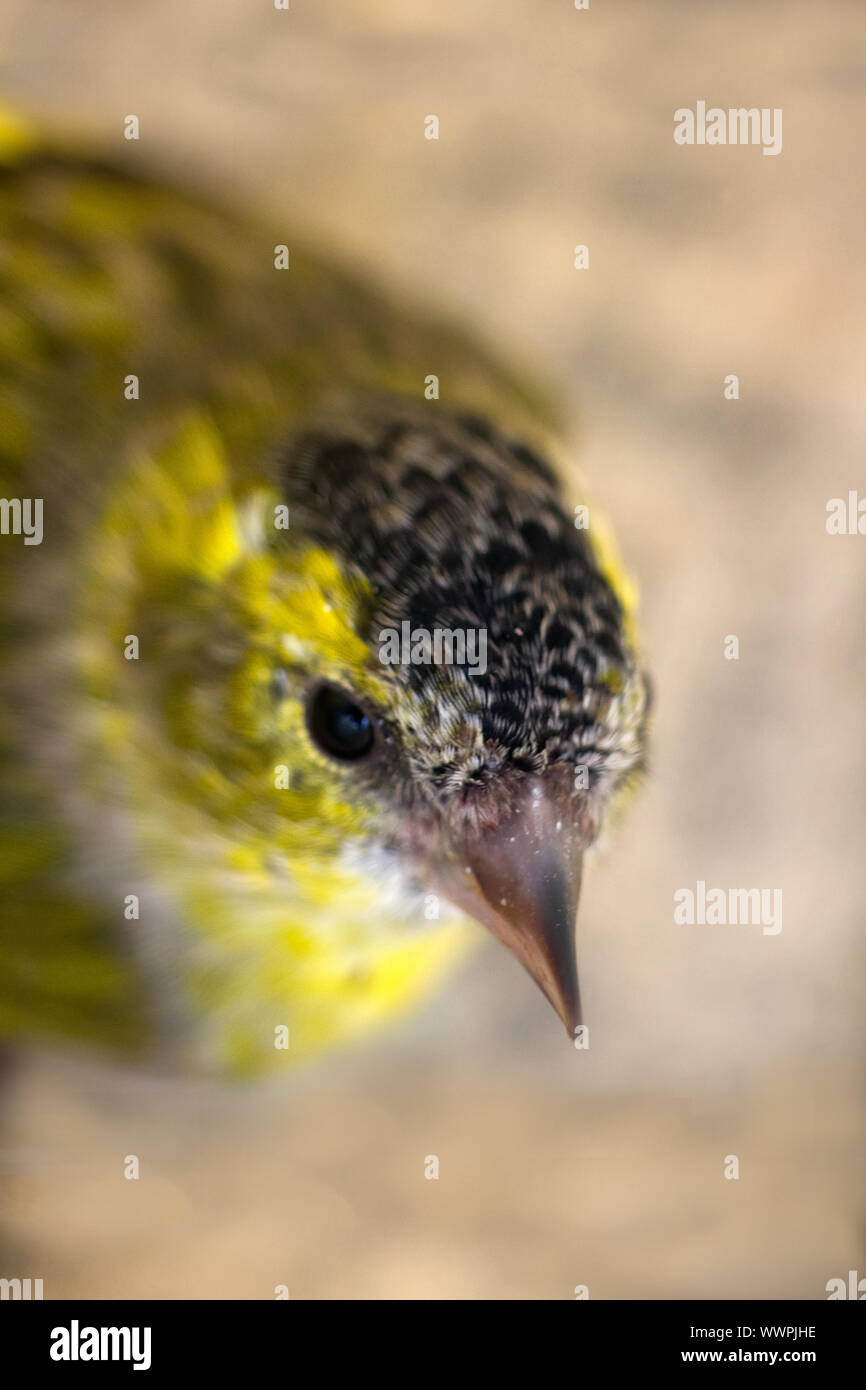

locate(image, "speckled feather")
[[285, 407, 647, 800]]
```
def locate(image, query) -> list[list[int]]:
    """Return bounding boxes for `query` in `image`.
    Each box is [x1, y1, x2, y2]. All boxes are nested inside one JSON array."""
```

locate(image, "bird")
[[0, 107, 650, 1076]]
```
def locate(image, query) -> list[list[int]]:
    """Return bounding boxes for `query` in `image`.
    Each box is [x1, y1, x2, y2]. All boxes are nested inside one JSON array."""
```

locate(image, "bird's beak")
[[437, 775, 587, 1036]]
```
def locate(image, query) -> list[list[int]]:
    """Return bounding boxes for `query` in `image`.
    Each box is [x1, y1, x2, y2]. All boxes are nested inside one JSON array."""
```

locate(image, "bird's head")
[[262, 405, 650, 1035], [84, 403, 648, 1057]]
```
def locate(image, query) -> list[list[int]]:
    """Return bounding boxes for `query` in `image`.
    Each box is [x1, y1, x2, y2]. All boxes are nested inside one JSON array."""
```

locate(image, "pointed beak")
[[438, 776, 587, 1036]]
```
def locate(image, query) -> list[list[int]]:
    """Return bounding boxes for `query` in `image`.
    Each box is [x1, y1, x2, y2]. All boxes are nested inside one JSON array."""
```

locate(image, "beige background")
[[0, 0, 863, 1298]]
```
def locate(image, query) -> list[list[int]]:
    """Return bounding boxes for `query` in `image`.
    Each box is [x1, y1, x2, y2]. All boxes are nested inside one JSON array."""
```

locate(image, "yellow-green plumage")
[[0, 110, 648, 1074]]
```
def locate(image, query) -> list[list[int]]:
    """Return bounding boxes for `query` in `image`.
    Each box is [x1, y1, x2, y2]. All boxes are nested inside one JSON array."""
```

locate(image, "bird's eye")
[[306, 684, 375, 761]]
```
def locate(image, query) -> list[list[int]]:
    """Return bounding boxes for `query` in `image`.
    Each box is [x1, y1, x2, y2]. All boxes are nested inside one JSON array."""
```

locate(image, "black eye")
[[306, 685, 375, 761]]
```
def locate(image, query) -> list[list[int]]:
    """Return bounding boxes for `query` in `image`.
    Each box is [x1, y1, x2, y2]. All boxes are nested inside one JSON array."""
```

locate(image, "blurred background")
[[0, 0, 863, 1298]]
